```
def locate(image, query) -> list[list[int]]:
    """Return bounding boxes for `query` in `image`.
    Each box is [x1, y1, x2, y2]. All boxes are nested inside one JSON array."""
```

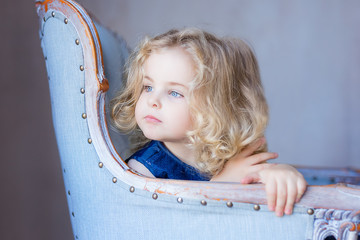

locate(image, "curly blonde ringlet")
[[110, 28, 269, 177]]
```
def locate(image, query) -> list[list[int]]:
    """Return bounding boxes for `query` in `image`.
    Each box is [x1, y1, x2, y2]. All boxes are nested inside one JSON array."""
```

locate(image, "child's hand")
[[242, 163, 307, 217], [210, 138, 276, 183], [210, 138, 307, 217]]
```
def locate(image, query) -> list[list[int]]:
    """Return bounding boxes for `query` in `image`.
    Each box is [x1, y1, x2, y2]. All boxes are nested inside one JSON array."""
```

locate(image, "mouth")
[[144, 115, 162, 123]]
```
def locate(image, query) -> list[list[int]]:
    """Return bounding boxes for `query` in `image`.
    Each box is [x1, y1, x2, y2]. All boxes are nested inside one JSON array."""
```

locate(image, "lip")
[[144, 115, 162, 123]]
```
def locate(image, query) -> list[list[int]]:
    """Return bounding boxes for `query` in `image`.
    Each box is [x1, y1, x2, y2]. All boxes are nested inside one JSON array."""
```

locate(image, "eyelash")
[[144, 85, 153, 92], [169, 91, 183, 98], [143, 85, 184, 98]]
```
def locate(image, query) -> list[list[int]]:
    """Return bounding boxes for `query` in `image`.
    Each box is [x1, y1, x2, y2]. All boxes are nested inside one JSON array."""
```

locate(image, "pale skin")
[[128, 46, 307, 217], [210, 137, 307, 217]]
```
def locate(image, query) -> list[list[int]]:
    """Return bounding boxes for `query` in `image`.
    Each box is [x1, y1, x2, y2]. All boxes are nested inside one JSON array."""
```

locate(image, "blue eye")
[[170, 91, 183, 98], [144, 86, 153, 92]]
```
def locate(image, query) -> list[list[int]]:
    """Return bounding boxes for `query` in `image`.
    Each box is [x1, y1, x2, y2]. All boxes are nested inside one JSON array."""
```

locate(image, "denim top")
[[127, 141, 210, 181]]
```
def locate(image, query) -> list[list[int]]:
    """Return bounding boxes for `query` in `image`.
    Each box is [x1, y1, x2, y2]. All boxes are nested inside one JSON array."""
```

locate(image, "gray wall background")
[[1, 0, 359, 239]]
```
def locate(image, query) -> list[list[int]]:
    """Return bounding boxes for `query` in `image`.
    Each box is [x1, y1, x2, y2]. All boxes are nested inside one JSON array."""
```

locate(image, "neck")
[[163, 141, 196, 168]]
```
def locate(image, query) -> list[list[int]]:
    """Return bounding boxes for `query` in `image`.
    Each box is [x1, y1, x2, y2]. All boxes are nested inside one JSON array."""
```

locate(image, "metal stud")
[[200, 200, 207, 206], [44, 56, 47, 60], [72, 212, 75, 217], [63, 169, 66, 173], [80, 65, 84, 71], [98, 162, 103, 168], [51, 11, 55, 17], [307, 208, 314, 215], [226, 201, 233, 208], [87, 138, 92, 144], [68, 190, 70, 195], [75, 39, 80, 45], [152, 193, 158, 200], [80, 88, 85, 94], [43, 17, 46, 22], [75, 236, 78, 239], [253, 204, 260, 211], [177, 197, 183, 204], [64, 18, 68, 24], [82, 113, 87, 119], [129, 186, 135, 193], [112, 177, 117, 183]]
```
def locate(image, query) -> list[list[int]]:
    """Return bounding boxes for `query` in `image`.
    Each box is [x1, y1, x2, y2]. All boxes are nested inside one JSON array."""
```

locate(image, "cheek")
[[184, 113, 193, 130], [134, 105, 140, 124], [134, 97, 145, 123], [171, 105, 193, 130]]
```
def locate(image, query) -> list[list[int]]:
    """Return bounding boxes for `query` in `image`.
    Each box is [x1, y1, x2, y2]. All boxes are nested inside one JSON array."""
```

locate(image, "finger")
[[241, 163, 272, 184], [296, 177, 307, 202], [239, 137, 266, 158], [247, 163, 273, 173], [241, 173, 260, 184], [242, 163, 275, 184], [275, 180, 287, 217], [284, 181, 297, 215], [265, 178, 276, 212], [245, 152, 278, 166]]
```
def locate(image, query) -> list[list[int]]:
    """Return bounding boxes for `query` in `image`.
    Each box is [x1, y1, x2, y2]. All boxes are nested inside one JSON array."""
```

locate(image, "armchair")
[[35, 1, 360, 239]]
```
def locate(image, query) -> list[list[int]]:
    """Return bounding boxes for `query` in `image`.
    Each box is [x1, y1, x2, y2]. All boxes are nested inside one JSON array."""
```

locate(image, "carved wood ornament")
[[313, 209, 359, 240]]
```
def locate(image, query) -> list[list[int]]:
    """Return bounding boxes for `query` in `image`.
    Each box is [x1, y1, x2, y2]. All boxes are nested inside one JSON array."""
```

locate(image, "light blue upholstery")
[[37, 1, 359, 239], [94, 20, 131, 159]]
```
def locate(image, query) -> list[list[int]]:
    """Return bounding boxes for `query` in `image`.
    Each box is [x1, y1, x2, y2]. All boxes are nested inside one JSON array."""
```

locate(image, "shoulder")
[[128, 159, 155, 178]]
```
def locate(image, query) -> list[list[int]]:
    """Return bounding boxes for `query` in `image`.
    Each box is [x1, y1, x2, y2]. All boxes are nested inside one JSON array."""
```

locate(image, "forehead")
[[143, 47, 195, 84]]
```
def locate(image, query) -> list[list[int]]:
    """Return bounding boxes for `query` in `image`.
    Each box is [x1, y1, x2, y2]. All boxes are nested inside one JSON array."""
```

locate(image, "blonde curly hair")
[[110, 28, 269, 177]]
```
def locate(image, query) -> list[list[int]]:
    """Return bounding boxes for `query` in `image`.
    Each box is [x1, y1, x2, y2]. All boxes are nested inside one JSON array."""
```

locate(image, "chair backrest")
[[93, 19, 131, 159], [36, 0, 360, 239]]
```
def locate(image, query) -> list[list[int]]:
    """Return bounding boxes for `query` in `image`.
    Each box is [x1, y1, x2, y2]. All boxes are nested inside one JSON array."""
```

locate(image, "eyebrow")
[[144, 75, 154, 82], [144, 75, 189, 89]]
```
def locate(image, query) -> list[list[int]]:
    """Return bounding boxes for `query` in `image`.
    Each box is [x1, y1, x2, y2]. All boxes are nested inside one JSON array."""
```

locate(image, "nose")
[[147, 94, 161, 109]]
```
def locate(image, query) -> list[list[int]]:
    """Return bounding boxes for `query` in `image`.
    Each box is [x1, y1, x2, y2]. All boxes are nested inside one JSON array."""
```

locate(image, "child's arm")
[[128, 159, 155, 178], [242, 163, 307, 217], [210, 138, 307, 217]]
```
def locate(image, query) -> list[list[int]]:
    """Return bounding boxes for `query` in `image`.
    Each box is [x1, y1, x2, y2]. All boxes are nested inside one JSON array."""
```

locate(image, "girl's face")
[[135, 47, 195, 144]]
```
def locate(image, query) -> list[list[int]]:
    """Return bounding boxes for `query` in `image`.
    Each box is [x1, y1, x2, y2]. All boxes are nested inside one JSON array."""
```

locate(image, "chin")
[[142, 131, 163, 141]]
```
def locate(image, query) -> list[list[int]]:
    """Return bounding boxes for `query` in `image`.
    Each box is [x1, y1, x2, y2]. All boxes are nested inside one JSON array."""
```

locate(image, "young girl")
[[111, 28, 307, 217]]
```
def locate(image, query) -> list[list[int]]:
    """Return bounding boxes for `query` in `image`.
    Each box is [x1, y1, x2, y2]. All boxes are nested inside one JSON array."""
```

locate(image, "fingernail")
[[276, 211, 283, 217], [285, 208, 292, 215], [268, 205, 275, 211]]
